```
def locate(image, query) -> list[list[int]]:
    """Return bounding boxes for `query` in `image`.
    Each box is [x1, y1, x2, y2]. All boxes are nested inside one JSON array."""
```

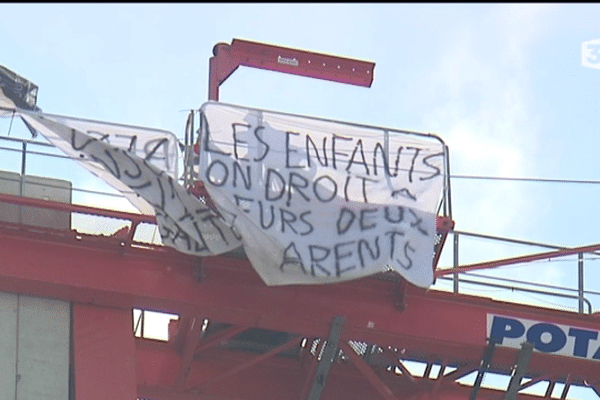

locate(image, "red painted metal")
[[135, 340, 581, 400], [208, 38, 375, 101], [72, 304, 137, 400], [434, 216, 454, 271], [1, 194, 600, 399], [339, 341, 398, 400], [192, 325, 250, 356], [0, 192, 155, 223], [175, 316, 204, 389], [190, 337, 301, 391], [386, 348, 417, 384], [2, 36, 599, 399], [298, 338, 324, 400], [436, 241, 600, 277]]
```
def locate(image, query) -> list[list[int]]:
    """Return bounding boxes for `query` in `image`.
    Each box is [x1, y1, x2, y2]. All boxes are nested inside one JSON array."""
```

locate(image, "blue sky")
[[2, 4, 600, 396]]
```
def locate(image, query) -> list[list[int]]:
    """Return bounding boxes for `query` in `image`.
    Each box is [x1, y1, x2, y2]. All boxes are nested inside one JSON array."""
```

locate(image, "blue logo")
[[487, 314, 600, 360]]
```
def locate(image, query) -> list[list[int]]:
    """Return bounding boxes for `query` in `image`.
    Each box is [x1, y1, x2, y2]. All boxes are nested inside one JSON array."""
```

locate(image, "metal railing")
[[440, 230, 598, 314], [0, 134, 597, 316]]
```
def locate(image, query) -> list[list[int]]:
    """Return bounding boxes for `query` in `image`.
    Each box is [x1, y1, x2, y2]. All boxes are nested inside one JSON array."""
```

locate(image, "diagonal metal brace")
[[504, 341, 534, 400], [340, 342, 398, 400], [469, 338, 497, 400], [306, 315, 346, 400]]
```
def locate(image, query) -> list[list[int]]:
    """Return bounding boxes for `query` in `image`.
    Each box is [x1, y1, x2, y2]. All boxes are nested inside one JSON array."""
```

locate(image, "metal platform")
[[0, 187, 599, 399]]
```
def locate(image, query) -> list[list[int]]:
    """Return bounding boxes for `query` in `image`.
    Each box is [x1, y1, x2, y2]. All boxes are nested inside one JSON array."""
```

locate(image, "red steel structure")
[[0, 39, 599, 400]]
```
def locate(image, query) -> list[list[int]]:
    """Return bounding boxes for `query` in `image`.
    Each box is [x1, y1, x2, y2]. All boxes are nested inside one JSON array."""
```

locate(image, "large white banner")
[[17, 110, 242, 256], [199, 102, 446, 287], [21, 112, 180, 215], [6, 103, 445, 288]]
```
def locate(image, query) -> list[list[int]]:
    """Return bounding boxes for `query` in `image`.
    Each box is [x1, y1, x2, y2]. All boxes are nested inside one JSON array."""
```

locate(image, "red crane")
[[0, 39, 598, 400]]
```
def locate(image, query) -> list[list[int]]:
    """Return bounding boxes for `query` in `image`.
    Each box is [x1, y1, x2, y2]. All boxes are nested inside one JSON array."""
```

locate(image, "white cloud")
[[423, 5, 563, 285]]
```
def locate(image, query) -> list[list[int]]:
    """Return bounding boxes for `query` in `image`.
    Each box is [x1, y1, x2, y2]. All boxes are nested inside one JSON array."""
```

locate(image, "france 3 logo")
[[582, 38, 600, 69]]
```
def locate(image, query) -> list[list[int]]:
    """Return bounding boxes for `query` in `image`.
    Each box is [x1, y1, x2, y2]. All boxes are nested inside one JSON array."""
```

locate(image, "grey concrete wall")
[[0, 293, 70, 400], [0, 291, 18, 397], [0, 170, 20, 224], [0, 172, 71, 229], [0, 172, 74, 398]]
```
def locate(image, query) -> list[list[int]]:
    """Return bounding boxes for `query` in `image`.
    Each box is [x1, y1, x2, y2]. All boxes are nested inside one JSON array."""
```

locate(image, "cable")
[[7, 110, 15, 137], [2, 114, 598, 187], [4, 141, 598, 187], [519, 292, 580, 313], [451, 174, 600, 185]]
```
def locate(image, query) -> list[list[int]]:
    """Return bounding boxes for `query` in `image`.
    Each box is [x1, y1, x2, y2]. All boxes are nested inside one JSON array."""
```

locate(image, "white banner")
[[199, 102, 445, 287], [6, 103, 446, 288], [17, 110, 242, 256], [21, 112, 180, 215]]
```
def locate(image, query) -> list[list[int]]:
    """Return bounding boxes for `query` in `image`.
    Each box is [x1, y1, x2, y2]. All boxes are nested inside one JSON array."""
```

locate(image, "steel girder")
[[0, 196, 599, 399]]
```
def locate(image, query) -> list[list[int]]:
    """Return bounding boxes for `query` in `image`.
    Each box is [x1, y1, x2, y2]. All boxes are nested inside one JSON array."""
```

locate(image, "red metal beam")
[[386, 348, 418, 385], [340, 341, 399, 400], [428, 361, 451, 399], [73, 304, 137, 400], [208, 38, 375, 101], [434, 217, 454, 270], [138, 381, 553, 400], [175, 317, 205, 389], [0, 192, 155, 224], [192, 324, 250, 356], [137, 340, 579, 400], [435, 242, 600, 277], [298, 340, 323, 400], [191, 337, 301, 390], [137, 384, 238, 400], [1, 221, 599, 382], [561, 374, 572, 400], [1, 197, 600, 398], [517, 376, 553, 392]]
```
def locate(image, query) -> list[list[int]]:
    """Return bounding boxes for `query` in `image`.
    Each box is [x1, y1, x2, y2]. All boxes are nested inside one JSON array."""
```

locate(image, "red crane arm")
[[0, 194, 599, 399], [208, 38, 375, 101]]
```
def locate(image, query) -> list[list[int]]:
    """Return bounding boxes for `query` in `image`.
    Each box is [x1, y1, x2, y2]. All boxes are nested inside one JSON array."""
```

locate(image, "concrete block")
[[0, 172, 72, 229], [0, 170, 21, 224], [17, 296, 70, 400], [0, 292, 18, 400], [21, 175, 72, 229]]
